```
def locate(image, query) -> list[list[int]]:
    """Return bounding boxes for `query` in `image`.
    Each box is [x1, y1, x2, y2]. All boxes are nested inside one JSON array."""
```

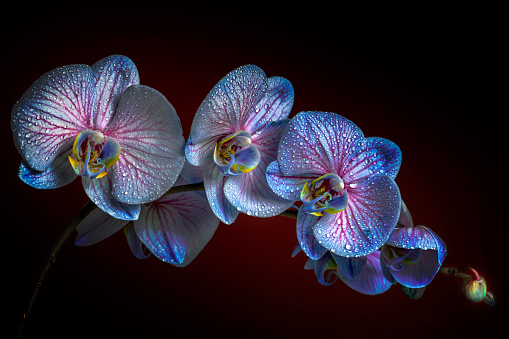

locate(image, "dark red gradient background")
[[3, 4, 505, 338]]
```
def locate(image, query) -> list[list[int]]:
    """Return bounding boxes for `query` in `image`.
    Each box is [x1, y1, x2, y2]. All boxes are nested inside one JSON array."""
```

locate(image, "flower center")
[[68, 130, 121, 179], [301, 173, 348, 216], [214, 130, 261, 176]]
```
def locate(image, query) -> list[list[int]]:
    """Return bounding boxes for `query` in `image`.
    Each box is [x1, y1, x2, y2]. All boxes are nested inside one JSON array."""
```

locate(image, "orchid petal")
[[203, 158, 239, 224], [277, 112, 364, 176], [90, 55, 140, 130], [11, 64, 95, 171], [313, 174, 401, 257], [75, 207, 129, 246], [185, 136, 217, 166], [386, 226, 447, 265], [257, 119, 308, 200], [154, 192, 219, 267], [82, 175, 140, 220], [188, 65, 267, 147], [173, 160, 204, 186], [223, 153, 294, 218], [244, 76, 294, 132], [18, 144, 76, 189], [335, 251, 393, 295], [221, 117, 294, 216], [381, 247, 441, 288], [266, 161, 315, 201], [124, 223, 151, 259], [383, 225, 447, 288], [296, 206, 327, 260], [134, 201, 187, 265], [251, 118, 290, 152], [332, 253, 368, 280], [104, 84, 185, 205], [342, 136, 402, 183]]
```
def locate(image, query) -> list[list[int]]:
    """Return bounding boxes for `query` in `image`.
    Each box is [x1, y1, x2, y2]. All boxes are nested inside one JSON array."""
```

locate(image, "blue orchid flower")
[[267, 111, 402, 258], [185, 65, 295, 224], [296, 246, 393, 295], [11, 55, 185, 220], [379, 203, 447, 288], [75, 161, 219, 266], [295, 201, 422, 294]]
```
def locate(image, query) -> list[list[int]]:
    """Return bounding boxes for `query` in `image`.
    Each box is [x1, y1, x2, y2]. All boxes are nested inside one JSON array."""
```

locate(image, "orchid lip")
[[383, 245, 423, 271], [68, 130, 120, 179], [214, 130, 261, 176], [301, 173, 348, 216]]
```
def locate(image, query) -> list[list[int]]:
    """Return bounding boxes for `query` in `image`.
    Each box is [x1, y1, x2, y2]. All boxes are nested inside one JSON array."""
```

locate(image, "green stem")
[[17, 200, 96, 338], [162, 181, 299, 219], [18, 182, 298, 337], [439, 266, 479, 280], [164, 181, 206, 195], [278, 209, 298, 219]]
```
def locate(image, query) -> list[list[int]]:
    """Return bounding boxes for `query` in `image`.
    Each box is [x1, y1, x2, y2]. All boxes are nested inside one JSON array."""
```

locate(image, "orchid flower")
[[75, 161, 219, 266], [296, 246, 392, 295], [267, 111, 402, 258], [11, 55, 185, 220], [185, 65, 295, 224], [380, 203, 447, 288]]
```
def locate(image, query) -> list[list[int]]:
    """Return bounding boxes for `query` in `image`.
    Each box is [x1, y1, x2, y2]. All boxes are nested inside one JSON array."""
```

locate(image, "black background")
[[2, 3, 505, 338]]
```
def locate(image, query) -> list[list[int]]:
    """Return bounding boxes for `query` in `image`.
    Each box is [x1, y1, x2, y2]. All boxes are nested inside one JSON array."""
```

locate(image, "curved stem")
[[278, 209, 298, 219], [439, 266, 480, 280], [18, 182, 297, 336], [17, 200, 96, 338], [164, 181, 205, 195], [163, 182, 298, 219]]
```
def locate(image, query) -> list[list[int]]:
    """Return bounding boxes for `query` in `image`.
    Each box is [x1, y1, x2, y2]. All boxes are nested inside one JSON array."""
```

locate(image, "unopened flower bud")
[[462, 276, 487, 303]]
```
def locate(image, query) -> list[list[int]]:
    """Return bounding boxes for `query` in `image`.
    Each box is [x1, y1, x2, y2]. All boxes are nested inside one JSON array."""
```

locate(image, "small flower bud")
[[462, 276, 487, 303]]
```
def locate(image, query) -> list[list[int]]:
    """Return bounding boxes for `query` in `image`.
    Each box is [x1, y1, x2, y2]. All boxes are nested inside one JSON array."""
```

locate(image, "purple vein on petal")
[[11, 64, 96, 171], [105, 85, 185, 205]]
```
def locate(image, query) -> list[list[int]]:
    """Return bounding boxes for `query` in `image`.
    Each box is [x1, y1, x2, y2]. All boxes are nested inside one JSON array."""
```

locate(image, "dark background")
[[2, 3, 505, 338]]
